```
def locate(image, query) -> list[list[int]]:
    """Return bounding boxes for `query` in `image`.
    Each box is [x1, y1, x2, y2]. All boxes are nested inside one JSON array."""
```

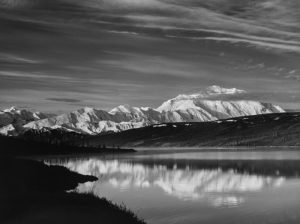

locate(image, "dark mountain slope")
[[86, 113, 300, 147]]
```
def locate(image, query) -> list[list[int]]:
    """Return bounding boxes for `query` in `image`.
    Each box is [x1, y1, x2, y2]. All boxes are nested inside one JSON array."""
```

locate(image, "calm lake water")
[[46, 150, 300, 224]]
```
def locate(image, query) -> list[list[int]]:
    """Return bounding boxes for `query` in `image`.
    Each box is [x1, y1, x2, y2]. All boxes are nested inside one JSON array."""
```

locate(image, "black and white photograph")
[[0, 1, 300, 224]]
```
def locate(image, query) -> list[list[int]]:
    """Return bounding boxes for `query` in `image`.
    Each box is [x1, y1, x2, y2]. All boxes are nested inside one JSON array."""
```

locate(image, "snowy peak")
[[2, 106, 32, 116], [109, 105, 133, 114], [156, 86, 283, 115], [205, 85, 246, 96], [3, 106, 19, 113], [173, 85, 246, 101], [109, 105, 155, 115]]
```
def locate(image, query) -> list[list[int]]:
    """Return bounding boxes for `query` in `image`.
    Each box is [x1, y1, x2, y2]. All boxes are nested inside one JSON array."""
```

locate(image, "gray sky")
[[0, 0, 299, 113]]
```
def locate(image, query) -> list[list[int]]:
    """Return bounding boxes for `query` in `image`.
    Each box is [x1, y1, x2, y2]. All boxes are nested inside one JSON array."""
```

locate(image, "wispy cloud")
[[0, 71, 72, 80], [46, 98, 82, 103], [97, 56, 198, 78], [0, 53, 40, 64], [190, 37, 300, 53]]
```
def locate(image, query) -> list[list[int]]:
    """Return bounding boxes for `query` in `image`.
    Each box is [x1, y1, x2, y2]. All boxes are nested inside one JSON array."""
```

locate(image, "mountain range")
[[0, 86, 285, 136]]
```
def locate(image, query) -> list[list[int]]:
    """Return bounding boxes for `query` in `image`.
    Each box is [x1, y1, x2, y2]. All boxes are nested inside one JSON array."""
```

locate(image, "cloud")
[[284, 74, 300, 81], [0, 53, 39, 64], [194, 37, 300, 53], [97, 57, 198, 78], [46, 98, 82, 103], [175, 85, 247, 100], [0, 71, 72, 80]]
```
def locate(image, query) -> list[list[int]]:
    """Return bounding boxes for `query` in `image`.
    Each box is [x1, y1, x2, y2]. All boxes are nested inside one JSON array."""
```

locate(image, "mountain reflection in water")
[[47, 158, 286, 206], [46, 152, 300, 224]]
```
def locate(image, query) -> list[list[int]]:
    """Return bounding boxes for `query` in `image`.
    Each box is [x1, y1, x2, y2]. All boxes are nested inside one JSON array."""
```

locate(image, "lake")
[[46, 149, 300, 224]]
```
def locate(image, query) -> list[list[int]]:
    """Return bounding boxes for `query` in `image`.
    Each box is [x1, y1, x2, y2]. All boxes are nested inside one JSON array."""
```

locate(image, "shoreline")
[[0, 156, 145, 224], [134, 146, 300, 153], [26, 147, 300, 163]]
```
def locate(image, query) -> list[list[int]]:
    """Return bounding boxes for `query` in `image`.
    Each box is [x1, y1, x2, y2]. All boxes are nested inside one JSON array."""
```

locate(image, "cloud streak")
[[0, 71, 70, 80], [191, 37, 300, 53], [46, 98, 82, 103]]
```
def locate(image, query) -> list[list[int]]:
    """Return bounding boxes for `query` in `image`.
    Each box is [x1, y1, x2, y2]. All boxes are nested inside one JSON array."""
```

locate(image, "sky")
[[0, 0, 299, 113]]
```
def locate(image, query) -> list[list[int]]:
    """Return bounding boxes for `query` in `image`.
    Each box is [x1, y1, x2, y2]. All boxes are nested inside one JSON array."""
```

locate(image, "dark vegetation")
[[86, 113, 300, 147], [0, 131, 135, 156], [0, 157, 146, 224]]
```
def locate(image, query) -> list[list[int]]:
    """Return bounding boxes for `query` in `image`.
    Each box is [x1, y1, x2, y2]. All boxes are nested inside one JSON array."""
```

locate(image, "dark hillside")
[[86, 113, 300, 147]]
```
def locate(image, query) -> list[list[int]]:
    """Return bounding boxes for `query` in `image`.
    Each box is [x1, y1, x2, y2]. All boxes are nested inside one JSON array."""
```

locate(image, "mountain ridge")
[[0, 86, 285, 135]]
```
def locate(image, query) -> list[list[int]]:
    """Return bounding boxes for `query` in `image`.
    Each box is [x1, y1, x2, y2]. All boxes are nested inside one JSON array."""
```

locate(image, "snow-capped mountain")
[[0, 86, 285, 135], [157, 100, 283, 121], [0, 107, 53, 135], [23, 106, 161, 134]]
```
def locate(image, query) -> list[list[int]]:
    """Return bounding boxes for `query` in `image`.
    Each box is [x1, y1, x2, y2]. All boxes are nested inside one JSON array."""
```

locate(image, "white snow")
[[172, 85, 246, 101], [226, 119, 237, 122], [0, 124, 15, 135], [153, 124, 167, 128], [0, 86, 286, 135]]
